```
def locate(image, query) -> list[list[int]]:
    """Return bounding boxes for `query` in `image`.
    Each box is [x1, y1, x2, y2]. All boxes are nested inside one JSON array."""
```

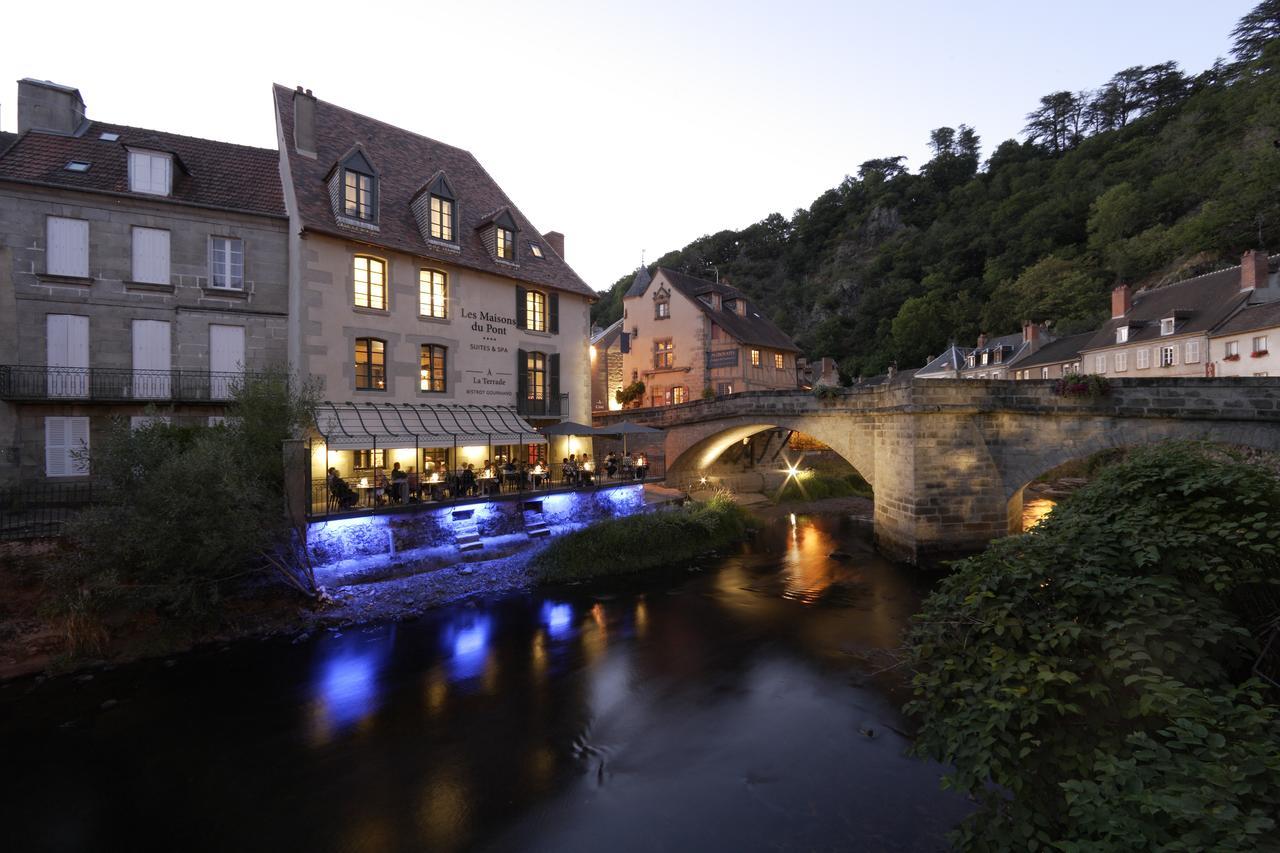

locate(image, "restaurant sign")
[[707, 348, 739, 369]]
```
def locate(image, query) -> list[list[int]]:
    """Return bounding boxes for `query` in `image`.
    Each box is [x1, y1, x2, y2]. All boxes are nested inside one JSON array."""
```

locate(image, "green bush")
[[774, 471, 872, 503], [904, 442, 1280, 851], [533, 492, 753, 583]]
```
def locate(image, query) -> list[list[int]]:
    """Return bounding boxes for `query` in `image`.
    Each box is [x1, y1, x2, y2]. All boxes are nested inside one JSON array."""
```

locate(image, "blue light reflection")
[[541, 601, 573, 640], [313, 631, 392, 738], [442, 613, 493, 684]]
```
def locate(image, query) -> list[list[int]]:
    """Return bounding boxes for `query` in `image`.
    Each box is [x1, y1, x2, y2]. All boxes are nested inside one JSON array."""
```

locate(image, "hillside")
[[591, 3, 1280, 379]]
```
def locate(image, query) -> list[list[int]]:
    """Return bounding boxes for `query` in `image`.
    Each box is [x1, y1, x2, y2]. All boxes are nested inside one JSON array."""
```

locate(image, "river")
[[0, 513, 973, 852]]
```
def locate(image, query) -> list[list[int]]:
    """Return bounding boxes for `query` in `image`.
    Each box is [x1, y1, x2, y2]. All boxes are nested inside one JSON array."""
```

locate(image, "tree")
[[1232, 0, 1280, 62], [1024, 91, 1085, 154]]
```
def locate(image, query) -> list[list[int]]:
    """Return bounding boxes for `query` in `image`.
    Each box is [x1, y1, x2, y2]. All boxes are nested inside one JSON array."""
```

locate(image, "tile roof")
[[273, 85, 594, 299], [1081, 262, 1257, 352], [0, 132, 17, 155], [1013, 331, 1095, 369], [653, 267, 800, 352], [1212, 298, 1280, 336], [0, 122, 284, 217]]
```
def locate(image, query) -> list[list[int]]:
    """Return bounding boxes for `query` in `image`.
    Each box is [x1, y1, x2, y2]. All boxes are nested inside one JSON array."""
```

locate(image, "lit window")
[[497, 227, 515, 260], [530, 243, 544, 258], [526, 351, 546, 400], [1041, 367, 1049, 379], [526, 290, 547, 331], [1160, 345, 1176, 367], [355, 338, 386, 390], [419, 269, 447, 318], [717, 383, 733, 395], [209, 237, 244, 289], [1160, 318, 1176, 336], [672, 386, 687, 404], [655, 339, 674, 369], [344, 169, 375, 221], [128, 150, 171, 195], [750, 348, 761, 367], [353, 256, 386, 309], [420, 344, 447, 392], [774, 352, 784, 370], [1116, 326, 1129, 343], [981, 352, 989, 365], [1254, 335, 1270, 354], [429, 195, 453, 241], [64, 161, 90, 173], [354, 449, 385, 469]]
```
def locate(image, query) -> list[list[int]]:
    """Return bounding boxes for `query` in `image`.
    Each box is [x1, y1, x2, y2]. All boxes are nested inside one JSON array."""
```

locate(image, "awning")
[[314, 401, 547, 451]]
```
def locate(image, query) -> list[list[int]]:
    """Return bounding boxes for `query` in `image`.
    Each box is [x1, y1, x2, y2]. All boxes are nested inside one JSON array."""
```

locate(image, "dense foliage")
[[533, 492, 753, 582], [904, 443, 1280, 851], [50, 373, 317, 645], [592, 3, 1280, 380]]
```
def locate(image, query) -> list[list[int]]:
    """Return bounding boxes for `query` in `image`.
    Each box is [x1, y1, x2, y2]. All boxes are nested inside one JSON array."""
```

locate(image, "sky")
[[0, 0, 1257, 291]]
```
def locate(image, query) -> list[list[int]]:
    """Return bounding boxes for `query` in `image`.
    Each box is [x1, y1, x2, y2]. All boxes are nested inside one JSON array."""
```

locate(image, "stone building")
[[1209, 299, 1280, 377], [619, 266, 799, 407], [1010, 331, 1090, 380], [273, 85, 596, 487], [0, 79, 289, 486], [915, 323, 1051, 381], [590, 318, 627, 411]]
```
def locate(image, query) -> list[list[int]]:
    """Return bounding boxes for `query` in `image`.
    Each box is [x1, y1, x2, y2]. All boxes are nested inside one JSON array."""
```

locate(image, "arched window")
[[419, 269, 447, 318], [354, 256, 386, 310]]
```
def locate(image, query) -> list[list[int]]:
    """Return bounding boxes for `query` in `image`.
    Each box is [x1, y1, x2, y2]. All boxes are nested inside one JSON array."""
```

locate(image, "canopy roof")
[[315, 402, 546, 451]]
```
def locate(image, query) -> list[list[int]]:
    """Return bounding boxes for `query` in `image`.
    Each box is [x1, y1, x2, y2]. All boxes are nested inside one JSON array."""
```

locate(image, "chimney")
[[1241, 248, 1268, 291], [543, 231, 565, 258], [1111, 284, 1131, 319], [293, 86, 317, 157], [17, 78, 85, 135], [1022, 320, 1042, 346], [976, 333, 988, 349]]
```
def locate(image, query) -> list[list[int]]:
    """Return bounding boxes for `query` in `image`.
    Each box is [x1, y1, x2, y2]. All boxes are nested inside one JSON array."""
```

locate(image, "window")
[[355, 338, 386, 391], [99, 131, 119, 141], [530, 243, 544, 258], [47, 314, 89, 398], [1160, 345, 1176, 367], [1226, 340, 1240, 358], [209, 324, 245, 400], [353, 256, 386, 310], [1256, 372, 1270, 377], [420, 344, 447, 392], [1116, 352, 1128, 372], [525, 289, 547, 332], [655, 297, 670, 319], [1253, 335, 1270, 355], [45, 416, 90, 477], [717, 383, 733, 396], [497, 227, 515, 260], [994, 349, 1004, 364], [981, 352, 989, 365], [209, 237, 244, 289], [655, 339, 674, 369], [526, 351, 546, 400], [1094, 355, 1106, 374], [344, 169, 375, 221], [64, 161, 90, 173], [1136, 348, 1150, 369], [128, 150, 171, 195], [429, 195, 453, 241], [1185, 340, 1200, 363], [354, 449, 385, 469], [1041, 367, 1049, 379], [774, 352, 784, 370], [1160, 317, 1176, 336], [672, 386, 688, 405], [419, 269, 447, 318], [750, 348, 761, 367], [1116, 326, 1129, 344], [966, 354, 976, 368], [131, 227, 170, 284], [46, 216, 88, 278]]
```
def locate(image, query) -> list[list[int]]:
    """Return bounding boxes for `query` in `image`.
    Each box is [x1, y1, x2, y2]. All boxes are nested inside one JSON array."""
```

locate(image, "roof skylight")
[[530, 243, 544, 258], [64, 161, 91, 172], [99, 132, 120, 141]]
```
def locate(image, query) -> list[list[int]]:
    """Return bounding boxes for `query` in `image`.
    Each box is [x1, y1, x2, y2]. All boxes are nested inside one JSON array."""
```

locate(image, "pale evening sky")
[[0, 0, 1255, 291]]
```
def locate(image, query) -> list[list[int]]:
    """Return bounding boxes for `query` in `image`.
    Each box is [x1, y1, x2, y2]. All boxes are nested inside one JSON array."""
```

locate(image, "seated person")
[[373, 466, 389, 504], [561, 457, 575, 483], [327, 467, 358, 508], [605, 452, 618, 478], [580, 454, 595, 484], [460, 464, 476, 495], [390, 462, 407, 502], [406, 466, 420, 501]]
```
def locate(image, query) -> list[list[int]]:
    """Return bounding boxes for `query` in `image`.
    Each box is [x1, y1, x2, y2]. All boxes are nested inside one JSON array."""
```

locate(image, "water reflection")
[[442, 612, 492, 685], [541, 601, 573, 640], [310, 628, 394, 744], [782, 515, 840, 604], [1022, 497, 1057, 531]]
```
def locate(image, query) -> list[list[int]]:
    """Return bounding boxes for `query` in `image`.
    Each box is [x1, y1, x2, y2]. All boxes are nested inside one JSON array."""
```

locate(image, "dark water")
[[0, 514, 972, 852]]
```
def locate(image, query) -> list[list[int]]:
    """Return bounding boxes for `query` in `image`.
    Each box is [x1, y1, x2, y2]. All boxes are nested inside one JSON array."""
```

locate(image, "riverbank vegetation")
[[533, 493, 754, 583], [43, 372, 318, 655], [904, 442, 1280, 851], [591, 2, 1280, 379], [774, 471, 872, 503]]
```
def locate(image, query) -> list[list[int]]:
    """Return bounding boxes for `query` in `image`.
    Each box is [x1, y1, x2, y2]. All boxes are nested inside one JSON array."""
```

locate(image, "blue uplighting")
[[314, 634, 391, 734], [443, 613, 492, 684], [541, 601, 573, 640]]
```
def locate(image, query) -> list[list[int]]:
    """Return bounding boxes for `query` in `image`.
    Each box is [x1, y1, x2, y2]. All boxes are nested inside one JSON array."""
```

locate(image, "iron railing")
[[517, 393, 569, 418], [0, 481, 95, 540], [0, 365, 262, 403]]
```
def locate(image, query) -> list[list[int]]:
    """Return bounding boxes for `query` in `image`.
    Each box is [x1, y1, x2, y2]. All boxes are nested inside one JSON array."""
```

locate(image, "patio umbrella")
[[594, 421, 662, 455], [536, 420, 597, 436]]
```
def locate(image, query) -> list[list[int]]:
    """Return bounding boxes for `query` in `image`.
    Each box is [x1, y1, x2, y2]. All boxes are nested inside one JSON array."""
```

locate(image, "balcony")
[[0, 365, 259, 404], [517, 393, 568, 419]]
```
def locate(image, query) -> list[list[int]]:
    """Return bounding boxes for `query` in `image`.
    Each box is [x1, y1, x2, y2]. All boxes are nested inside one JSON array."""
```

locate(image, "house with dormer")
[[273, 85, 595, 486], [619, 266, 799, 406]]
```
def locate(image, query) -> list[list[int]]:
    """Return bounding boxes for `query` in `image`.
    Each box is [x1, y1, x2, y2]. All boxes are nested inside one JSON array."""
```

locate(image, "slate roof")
[[273, 84, 593, 299], [624, 266, 652, 298], [916, 344, 968, 376], [1212, 298, 1280, 336], [0, 122, 284, 217], [1014, 331, 1094, 369], [653, 267, 800, 352], [591, 318, 623, 347], [1081, 262, 1260, 352], [0, 132, 17, 155]]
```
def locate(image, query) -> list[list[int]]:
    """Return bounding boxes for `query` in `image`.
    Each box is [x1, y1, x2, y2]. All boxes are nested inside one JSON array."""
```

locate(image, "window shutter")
[[516, 286, 527, 329], [517, 348, 528, 401], [132, 228, 170, 284], [45, 417, 67, 477], [68, 417, 90, 475], [549, 293, 559, 334], [47, 217, 89, 277], [549, 353, 560, 407]]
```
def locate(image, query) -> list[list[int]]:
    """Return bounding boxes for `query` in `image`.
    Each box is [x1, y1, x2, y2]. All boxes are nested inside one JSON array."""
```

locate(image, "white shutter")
[[47, 217, 89, 278], [45, 416, 89, 477], [132, 228, 170, 284], [1186, 340, 1200, 363], [47, 314, 89, 398], [132, 319, 171, 398], [209, 324, 245, 400]]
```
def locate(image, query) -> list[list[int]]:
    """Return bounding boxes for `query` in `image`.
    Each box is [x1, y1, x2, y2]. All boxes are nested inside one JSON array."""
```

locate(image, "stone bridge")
[[594, 379, 1280, 565]]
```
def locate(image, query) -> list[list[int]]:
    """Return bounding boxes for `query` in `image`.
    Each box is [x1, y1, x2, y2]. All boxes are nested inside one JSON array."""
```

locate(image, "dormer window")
[[994, 348, 1003, 364], [497, 226, 515, 260], [430, 195, 453, 241], [128, 150, 171, 196], [1160, 317, 1176, 336], [1117, 326, 1129, 344], [338, 148, 378, 223], [966, 354, 976, 368], [981, 352, 989, 365]]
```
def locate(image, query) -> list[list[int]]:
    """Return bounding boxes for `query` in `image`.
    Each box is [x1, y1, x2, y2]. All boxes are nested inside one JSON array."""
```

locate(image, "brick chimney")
[[543, 231, 565, 258], [1111, 284, 1132, 319], [292, 86, 317, 158], [1240, 248, 1268, 291], [17, 78, 85, 135]]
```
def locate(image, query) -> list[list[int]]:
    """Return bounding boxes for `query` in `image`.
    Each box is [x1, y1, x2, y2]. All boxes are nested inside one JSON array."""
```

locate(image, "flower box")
[[1223, 354, 1241, 361], [1251, 350, 1269, 358]]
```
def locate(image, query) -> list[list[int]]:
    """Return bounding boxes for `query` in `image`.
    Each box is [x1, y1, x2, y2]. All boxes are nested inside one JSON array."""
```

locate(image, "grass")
[[532, 492, 755, 583], [774, 471, 872, 503]]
